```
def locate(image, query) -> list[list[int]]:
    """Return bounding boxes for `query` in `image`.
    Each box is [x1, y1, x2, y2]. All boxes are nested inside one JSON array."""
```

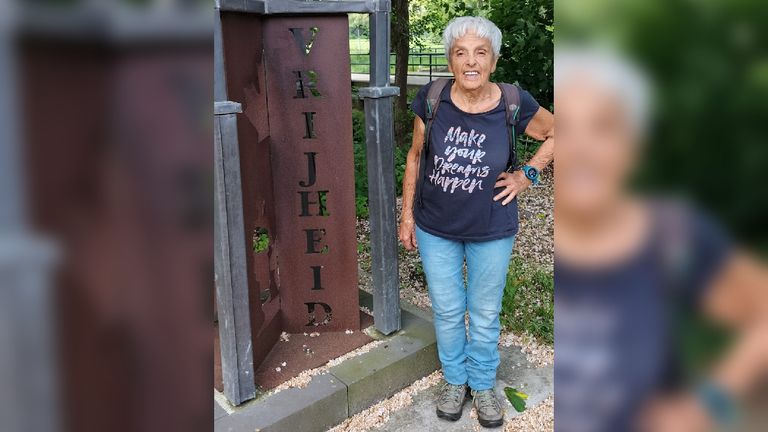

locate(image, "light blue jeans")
[[415, 225, 515, 391]]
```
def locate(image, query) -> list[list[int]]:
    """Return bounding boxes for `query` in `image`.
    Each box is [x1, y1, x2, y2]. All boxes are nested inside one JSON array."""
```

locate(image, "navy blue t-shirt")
[[554, 203, 732, 432], [410, 80, 540, 241]]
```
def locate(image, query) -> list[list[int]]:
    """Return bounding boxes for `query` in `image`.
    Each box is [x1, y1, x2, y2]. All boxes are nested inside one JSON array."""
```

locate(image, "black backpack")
[[416, 78, 522, 206]]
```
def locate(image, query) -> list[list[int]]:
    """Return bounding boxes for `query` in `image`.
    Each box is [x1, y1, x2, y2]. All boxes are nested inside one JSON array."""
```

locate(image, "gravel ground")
[[515, 168, 554, 271], [348, 171, 554, 431], [504, 396, 554, 432]]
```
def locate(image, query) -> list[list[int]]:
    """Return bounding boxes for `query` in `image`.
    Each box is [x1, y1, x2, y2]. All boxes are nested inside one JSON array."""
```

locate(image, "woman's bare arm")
[[641, 252, 768, 431], [398, 116, 425, 251], [702, 252, 768, 397], [523, 106, 555, 171], [493, 106, 555, 205]]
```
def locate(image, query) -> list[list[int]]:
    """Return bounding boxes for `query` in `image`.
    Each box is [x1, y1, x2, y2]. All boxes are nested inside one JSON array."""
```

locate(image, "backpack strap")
[[655, 198, 693, 294], [423, 78, 451, 152], [652, 198, 693, 390], [498, 83, 521, 172], [417, 78, 451, 207]]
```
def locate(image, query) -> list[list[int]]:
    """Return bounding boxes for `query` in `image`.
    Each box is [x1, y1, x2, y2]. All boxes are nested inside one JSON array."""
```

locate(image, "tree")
[[410, 0, 491, 49], [392, 0, 410, 144], [489, 0, 554, 108]]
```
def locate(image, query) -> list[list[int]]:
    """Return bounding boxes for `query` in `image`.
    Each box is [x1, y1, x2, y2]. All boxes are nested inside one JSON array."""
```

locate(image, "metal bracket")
[[218, 0, 377, 14], [373, 0, 391, 12], [217, 0, 266, 13], [215, 101, 243, 115], [358, 86, 400, 99]]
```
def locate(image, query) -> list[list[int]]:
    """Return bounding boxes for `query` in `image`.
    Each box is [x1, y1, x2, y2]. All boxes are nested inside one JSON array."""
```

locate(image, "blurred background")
[[555, 0, 768, 431], [0, 1, 212, 432], [557, 0, 768, 252]]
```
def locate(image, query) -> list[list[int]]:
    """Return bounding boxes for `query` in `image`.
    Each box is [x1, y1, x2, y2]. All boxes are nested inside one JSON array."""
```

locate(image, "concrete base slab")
[[215, 373, 348, 432], [329, 312, 438, 415], [214, 400, 229, 421]]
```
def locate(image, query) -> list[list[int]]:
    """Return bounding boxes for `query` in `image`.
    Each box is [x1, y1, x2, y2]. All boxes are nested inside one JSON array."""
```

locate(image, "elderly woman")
[[555, 47, 768, 432], [398, 17, 554, 428]]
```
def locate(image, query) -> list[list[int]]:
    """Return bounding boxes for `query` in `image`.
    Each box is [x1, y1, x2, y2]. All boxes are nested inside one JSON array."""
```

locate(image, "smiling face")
[[555, 76, 641, 217], [448, 31, 498, 92]]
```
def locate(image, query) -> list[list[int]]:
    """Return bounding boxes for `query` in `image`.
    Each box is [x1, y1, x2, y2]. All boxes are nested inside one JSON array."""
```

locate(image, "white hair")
[[443, 16, 502, 59], [555, 46, 653, 135]]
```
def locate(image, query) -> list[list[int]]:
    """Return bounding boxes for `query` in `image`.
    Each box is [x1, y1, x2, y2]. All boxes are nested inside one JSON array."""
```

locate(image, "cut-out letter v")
[[289, 27, 319, 56]]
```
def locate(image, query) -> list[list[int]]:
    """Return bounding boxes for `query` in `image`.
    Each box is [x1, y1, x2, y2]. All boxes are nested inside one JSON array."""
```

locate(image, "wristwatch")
[[521, 165, 540, 185], [696, 380, 739, 427]]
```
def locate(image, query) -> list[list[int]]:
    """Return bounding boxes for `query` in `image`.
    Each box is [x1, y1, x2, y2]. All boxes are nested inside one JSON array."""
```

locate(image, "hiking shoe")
[[472, 389, 504, 428], [436, 381, 469, 421]]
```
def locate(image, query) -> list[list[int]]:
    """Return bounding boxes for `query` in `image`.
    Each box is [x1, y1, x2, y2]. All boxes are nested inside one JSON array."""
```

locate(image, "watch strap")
[[522, 165, 539, 185]]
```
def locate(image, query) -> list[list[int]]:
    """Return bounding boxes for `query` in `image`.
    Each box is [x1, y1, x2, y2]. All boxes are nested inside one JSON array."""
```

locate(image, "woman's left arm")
[[640, 252, 768, 432], [493, 106, 555, 205], [703, 252, 768, 400]]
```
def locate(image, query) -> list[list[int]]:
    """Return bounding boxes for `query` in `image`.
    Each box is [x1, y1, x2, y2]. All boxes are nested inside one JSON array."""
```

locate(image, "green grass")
[[349, 38, 443, 53], [349, 38, 369, 53], [500, 256, 554, 345], [349, 38, 448, 74]]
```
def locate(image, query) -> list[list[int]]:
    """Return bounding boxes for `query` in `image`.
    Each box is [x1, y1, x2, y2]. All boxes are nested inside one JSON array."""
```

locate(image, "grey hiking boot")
[[472, 389, 504, 428], [436, 381, 469, 421]]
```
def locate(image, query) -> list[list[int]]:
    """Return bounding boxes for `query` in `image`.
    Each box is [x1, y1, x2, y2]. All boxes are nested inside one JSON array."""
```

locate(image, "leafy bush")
[[490, 0, 554, 109], [409, 0, 492, 49]]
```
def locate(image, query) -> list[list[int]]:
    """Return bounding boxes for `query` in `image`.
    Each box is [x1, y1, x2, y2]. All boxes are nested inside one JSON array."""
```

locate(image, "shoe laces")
[[473, 390, 500, 413], [439, 383, 465, 405]]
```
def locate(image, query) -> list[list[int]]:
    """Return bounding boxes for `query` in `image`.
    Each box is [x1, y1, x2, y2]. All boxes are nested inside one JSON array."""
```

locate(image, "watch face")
[[526, 167, 536, 179]]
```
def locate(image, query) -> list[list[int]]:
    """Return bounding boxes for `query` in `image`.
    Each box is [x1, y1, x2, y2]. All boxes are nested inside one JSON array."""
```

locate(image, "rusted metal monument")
[[215, 0, 400, 405]]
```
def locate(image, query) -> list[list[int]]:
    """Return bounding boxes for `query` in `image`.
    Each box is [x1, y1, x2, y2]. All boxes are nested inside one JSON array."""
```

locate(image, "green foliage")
[[349, 14, 369, 39], [252, 227, 269, 253], [501, 256, 554, 344], [357, 241, 370, 255], [516, 134, 542, 166], [355, 196, 370, 219], [490, 0, 554, 108], [352, 108, 410, 218], [556, 0, 768, 249], [394, 96, 416, 147], [410, 0, 492, 49], [352, 110, 370, 218], [677, 313, 732, 380], [504, 387, 529, 412], [394, 144, 409, 193]]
